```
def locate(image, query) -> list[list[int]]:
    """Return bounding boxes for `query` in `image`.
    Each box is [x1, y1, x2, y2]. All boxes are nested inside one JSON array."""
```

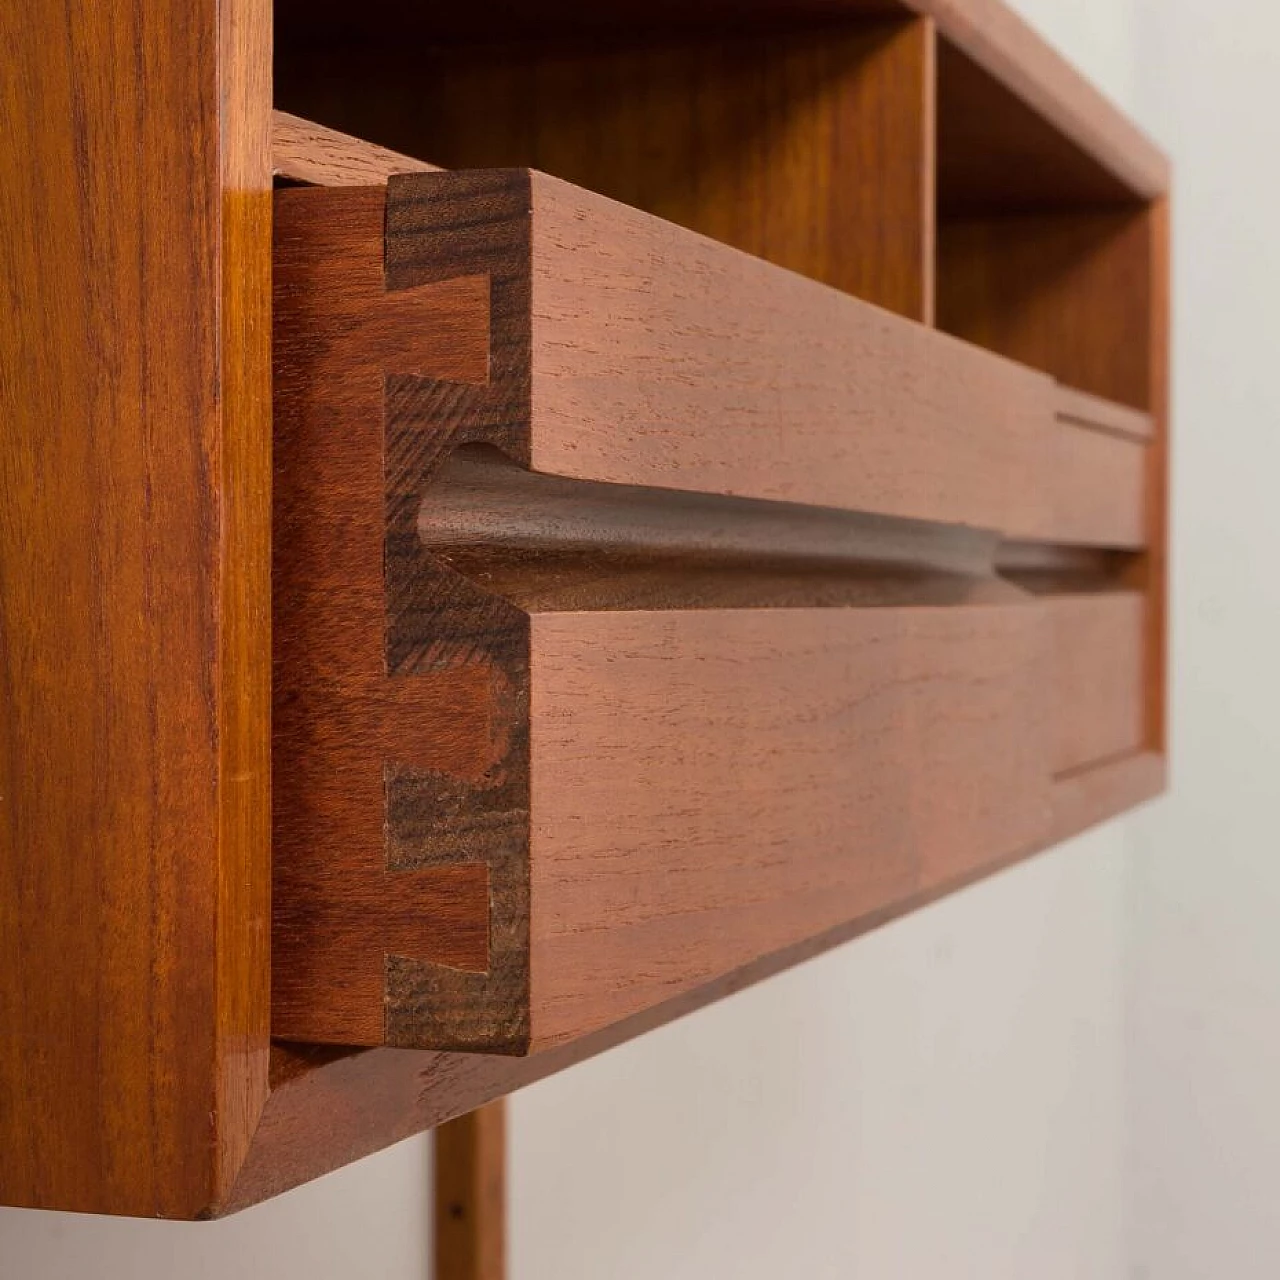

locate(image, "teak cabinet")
[[2, 0, 1167, 1220]]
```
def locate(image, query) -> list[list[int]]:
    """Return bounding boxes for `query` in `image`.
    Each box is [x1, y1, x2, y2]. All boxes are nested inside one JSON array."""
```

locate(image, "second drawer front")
[[528, 604, 1052, 1050]]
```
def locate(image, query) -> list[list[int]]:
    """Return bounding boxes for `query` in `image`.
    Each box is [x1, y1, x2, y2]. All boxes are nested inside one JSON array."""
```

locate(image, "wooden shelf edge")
[[1056, 385, 1155, 443], [273, 109, 439, 185], [1052, 749, 1166, 843]]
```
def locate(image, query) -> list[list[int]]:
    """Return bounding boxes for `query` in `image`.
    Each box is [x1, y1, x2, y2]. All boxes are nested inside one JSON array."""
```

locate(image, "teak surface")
[[274, 0, 1166, 205], [270, 162, 1161, 1059], [525, 172, 1048, 533], [272, 186, 519, 1048], [230, 735, 1162, 1211], [529, 606, 1049, 1047], [273, 109, 438, 185], [938, 209, 1154, 409], [1042, 593, 1146, 774], [0, 0, 272, 1217], [1, 0, 1170, 1214], [279, 19, 936, 320]]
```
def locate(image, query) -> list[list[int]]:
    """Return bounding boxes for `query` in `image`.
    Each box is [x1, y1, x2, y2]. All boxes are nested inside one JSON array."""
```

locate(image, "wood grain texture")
[[254, 0, 1168, 1200], [935, 24, 1154, 215], [938, 42, 1133, 215], [280, 18, 936, 319], [515, 169, 1050, 533], [928, 0, 1166, 203], [1041, 593, 1146, 776], [273, 180, 533, 1051], [273, 0, 1167, 209], [219, 0, 274, 1201], [435, 1102, 507, 1280], [528, 605, 1050, 1048], [0, 0, 1169, 1217], [273, 109, 438, 185], [0, 0, 271, 1218], [963, 201, 1167, 751], [531, 169, 1144, 548], [1034, 422, 1147, 550]]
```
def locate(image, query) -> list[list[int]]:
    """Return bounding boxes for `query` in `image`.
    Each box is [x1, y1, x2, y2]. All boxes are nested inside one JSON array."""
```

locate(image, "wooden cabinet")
[[1, 0, 1168, 1219]]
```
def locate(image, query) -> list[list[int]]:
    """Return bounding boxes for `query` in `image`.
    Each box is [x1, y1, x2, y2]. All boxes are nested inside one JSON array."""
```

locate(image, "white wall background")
[[1126, 3, 1280, 1277], [5, 3, 1271, 1277]]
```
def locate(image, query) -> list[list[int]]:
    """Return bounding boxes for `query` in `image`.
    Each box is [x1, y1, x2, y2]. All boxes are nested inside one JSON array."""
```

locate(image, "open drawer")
[[271, 146, 1163, 1054]]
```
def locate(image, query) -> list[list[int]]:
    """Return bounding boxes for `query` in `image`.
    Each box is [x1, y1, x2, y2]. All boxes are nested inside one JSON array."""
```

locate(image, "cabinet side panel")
[[0, 0, 271, 1217], [217, 0, 274, 1203]]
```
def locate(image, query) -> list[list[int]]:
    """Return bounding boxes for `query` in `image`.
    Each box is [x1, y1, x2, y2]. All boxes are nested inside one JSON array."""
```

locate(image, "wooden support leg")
[[434, 1100, 507, 1280]]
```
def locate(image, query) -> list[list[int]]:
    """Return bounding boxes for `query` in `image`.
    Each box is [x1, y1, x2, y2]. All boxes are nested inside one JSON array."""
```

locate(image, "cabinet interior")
[[275, 5, 1158, 409]]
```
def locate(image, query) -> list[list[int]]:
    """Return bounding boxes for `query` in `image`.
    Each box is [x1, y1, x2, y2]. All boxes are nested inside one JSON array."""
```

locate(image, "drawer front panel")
[[1046, 591, 1147, 775], [529, 605, 1051, 1049]]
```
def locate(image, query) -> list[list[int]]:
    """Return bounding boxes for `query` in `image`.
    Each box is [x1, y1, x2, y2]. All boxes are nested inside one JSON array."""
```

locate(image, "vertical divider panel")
[[917, 17, 939, 326]]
